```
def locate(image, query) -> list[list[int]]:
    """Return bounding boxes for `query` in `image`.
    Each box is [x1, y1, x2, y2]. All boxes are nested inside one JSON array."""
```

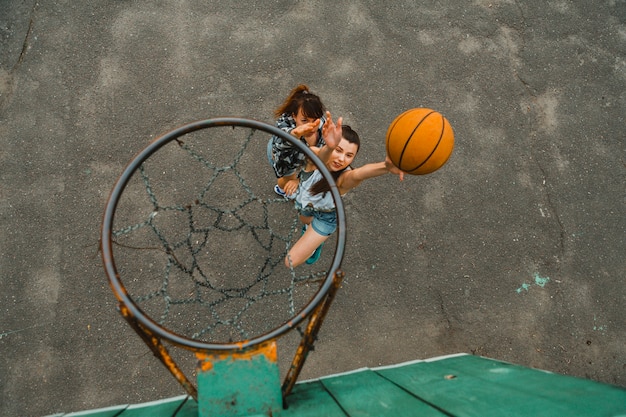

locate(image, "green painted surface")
[[196, 351, 282, 417], [63, 404, 127, 417], [320, 368, 448, 416], [114, 396, 190, 417], [59, 396, 195, 417], [45, 354, 626, 417], [276, 380, 346, 416], [377, 355, 626, 417], [172, 398, 200, 417]]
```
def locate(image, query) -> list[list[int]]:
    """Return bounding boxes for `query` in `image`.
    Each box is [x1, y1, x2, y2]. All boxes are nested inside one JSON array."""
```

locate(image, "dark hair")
[[310, 125, 361, 195], [274, 84, 325, 120]]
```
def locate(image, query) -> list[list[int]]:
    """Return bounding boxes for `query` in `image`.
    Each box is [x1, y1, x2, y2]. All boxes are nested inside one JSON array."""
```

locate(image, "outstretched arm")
[[273, 115, 320, 149], [291, 119, 321, 140], [317, 112, 342, 163], [338, 156, 404, 193]]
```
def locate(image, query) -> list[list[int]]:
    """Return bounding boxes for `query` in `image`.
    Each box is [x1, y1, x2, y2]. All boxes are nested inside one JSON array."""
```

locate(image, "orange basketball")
[[385, 108, 454, 175]]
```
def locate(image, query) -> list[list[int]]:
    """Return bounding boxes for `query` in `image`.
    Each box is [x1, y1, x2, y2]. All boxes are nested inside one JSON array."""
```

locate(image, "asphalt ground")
[[1, 1, 625, 416]]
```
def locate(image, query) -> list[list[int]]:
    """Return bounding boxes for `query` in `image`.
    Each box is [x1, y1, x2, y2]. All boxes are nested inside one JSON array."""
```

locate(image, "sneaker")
[[306, 243, 324, 265], [274, 184, 296, 199], [274, 185, 287, 197]]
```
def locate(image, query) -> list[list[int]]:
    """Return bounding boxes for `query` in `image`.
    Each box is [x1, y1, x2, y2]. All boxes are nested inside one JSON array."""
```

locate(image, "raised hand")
[[321, 111, 343, 150], [292, 119, 321, 140]]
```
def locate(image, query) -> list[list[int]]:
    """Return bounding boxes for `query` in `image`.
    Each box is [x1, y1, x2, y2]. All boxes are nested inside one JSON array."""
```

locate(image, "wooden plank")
[[320, 368, 450, 416], [61, 404, 127, 417], [277, 380, 347, 417], [171, 397, 200, 417], [376, 355, 626, 417], [118, 395, 192, 417], [59, 396, 195, 417], [48, 354, 626, 417]]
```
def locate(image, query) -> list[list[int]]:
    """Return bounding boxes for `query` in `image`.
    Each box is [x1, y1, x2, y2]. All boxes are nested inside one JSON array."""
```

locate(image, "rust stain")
[[198, 358, 213, 372], [196, 340, 277, 372]]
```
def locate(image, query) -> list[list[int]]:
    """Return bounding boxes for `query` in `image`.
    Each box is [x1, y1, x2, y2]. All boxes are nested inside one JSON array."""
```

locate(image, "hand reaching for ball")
[[385, 156, 405, 181]]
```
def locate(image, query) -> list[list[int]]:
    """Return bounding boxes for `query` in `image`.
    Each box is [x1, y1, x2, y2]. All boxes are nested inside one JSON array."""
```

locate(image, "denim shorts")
[[296, 202, 337, 237]]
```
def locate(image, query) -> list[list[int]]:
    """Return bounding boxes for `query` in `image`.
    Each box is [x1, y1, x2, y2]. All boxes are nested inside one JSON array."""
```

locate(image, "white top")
[[295, 169, 337, 212]]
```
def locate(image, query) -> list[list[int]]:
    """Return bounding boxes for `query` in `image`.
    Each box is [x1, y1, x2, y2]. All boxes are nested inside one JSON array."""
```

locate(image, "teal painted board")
[[377, 355, 624, 417], [196, 345, 282, 417], [172, 397, 199, 417], [60, 404, 127, 417], [376, 355, 626, 417], [117, 395, 191, 417], [434, 355, 626, 416], [41, 354, 626, 417], [277, 380, 347, 417], [320, 368, 449, 417], [59, 396, 195, 417]]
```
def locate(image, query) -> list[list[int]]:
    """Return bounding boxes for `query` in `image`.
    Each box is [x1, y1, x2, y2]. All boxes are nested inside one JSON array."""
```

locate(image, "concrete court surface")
[[1, 1, 625, 416]]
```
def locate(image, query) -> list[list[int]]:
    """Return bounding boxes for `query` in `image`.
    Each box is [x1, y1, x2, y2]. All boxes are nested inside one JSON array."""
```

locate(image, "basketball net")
[[100, 118, 346, 416]]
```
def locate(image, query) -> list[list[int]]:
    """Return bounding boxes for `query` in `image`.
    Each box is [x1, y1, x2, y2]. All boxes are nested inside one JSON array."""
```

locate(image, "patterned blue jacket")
[[269, 113, 326, 178]]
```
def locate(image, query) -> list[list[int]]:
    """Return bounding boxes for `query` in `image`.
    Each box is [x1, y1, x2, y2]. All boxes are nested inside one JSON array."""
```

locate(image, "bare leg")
[[285, 217, 328, 268]]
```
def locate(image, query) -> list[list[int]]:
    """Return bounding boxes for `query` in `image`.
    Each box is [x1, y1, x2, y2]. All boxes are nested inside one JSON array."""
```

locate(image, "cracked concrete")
[[0, 1, 37, 110], [0, 1, 625, 416]]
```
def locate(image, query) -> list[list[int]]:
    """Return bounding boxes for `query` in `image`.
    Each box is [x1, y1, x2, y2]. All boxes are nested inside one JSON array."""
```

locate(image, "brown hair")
[[310, 125, 361, 196], [274, 84, 325, 120]]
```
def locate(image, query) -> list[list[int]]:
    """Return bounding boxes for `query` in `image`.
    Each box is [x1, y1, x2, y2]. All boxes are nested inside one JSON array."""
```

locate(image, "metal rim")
[[100, 118, 346, 351]]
